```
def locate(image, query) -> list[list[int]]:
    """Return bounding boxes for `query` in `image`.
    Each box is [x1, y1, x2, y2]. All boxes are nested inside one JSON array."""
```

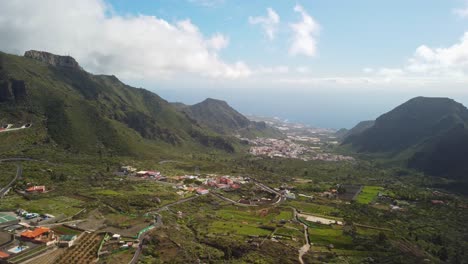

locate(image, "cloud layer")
[[0, 0, 250, 80], [363, 32, 468, 84], [249, 8, 280, 40], [289, 5, 320, 57]]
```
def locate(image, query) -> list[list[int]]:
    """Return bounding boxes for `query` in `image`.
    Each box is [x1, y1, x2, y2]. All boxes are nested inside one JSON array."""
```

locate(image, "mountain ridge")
[[0, 50, 237, 156], [344, 96, 468, 179], [173, 98, 283, 138]]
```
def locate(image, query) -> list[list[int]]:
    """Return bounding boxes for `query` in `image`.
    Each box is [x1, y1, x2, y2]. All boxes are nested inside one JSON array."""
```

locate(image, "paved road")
[[252, 179, 281, 196], [211, 192, 259, 207], [0, 163, 22, 198], [0, 158, 54, 199]]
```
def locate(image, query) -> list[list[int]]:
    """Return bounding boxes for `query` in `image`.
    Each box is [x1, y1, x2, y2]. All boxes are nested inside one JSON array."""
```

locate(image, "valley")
[[0, 51, 466, 264]]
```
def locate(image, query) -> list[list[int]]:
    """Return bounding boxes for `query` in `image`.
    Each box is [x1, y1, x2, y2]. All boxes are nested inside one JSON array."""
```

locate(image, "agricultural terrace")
[[1, 194, 84, 216], [288, 200, 340, 218], [356, 186, 384, 204]]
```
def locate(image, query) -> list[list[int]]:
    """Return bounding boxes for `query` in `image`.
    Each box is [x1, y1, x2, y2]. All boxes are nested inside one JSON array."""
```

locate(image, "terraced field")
[[356, 186, 383, 204], [56, 232, 102, 263]]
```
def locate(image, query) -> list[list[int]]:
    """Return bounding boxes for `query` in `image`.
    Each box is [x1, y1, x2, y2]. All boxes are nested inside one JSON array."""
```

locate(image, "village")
[[0, 162, 306, 263], [0, 159, 457, 264], [247, 137, 354, 162]]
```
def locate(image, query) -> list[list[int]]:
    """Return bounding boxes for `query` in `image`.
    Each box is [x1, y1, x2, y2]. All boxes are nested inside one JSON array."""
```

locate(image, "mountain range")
[[0, 50, 275, 157], [172, 98, 282, 138], [344, 96, 468, 180]]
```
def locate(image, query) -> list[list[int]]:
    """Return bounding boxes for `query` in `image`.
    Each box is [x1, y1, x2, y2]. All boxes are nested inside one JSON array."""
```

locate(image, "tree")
[[377, 232, 387, 243], [59, 173, 67, 182], [438, 247, 448, 261]]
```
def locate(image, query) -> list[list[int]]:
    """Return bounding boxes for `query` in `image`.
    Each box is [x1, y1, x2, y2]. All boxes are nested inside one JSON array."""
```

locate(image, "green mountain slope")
[[0, 50, 235, 156], [344, 96, 468, 179], [175, 98, 283, 138], [336, 120, 375, 140]]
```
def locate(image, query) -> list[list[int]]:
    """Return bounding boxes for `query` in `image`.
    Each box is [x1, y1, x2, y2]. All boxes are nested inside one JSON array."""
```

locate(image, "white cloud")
[[359, 31, 468, 86], [0, 0, 250, 80], [249, 8, 280, 40], [256, 65, 289, 74], [289, 5, 320, 57], [404, 32, 468, 77], [453, 1, 468, 18], [206, 33, 229, 51]]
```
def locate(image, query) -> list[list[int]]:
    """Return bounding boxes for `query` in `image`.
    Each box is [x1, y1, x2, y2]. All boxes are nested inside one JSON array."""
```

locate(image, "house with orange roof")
[[26, 186, 46, 193], [0, 251, 9, 260]]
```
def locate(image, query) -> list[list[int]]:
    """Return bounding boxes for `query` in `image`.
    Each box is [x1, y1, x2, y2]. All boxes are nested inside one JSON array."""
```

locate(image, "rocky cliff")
[[24, 50, 82, 70]]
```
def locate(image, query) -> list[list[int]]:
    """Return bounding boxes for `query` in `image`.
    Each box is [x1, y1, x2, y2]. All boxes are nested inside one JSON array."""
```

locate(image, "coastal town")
[[247, 137, 354, 162]]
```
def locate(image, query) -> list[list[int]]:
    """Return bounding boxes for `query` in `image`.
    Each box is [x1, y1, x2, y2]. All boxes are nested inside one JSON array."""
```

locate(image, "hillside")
[[175, 98, 283, 138], [0, 50, 236, 156], [336, 120, 375, 140], [344, 97, 468, 179]]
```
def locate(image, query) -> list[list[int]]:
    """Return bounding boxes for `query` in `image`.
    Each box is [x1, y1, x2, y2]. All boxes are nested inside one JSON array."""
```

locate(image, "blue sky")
[[1, 0, 468, 128], [108, 0, 466, 75]]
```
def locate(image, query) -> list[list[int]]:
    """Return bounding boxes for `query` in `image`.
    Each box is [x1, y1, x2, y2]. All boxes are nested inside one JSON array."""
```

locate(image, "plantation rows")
[[55, 233, 101, 263]]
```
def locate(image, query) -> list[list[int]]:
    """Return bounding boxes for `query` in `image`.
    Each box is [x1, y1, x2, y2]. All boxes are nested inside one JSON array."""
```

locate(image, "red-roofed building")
[[0, 251, 9, 259], [196, 188, 209, 195], [26, 186, 46, 193], [219, 177, 234, 185], [21, 227, 50, 239]]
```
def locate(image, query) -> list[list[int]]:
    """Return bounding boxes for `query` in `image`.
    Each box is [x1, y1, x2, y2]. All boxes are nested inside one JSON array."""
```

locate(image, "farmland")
[[356, 186, 383, 204]]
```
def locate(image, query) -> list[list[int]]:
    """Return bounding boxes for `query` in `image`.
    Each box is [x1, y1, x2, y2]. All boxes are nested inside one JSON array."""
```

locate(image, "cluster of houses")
[[310, 153, 355, 162], [247, 137, 354, 162], [0, 210, 80, 262], [248, 138, 309, 159], [118, 166, 167, 181], [175, 175, 247, 196]]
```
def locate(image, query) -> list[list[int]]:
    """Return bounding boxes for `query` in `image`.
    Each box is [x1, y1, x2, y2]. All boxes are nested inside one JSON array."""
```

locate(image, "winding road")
[[0, 162, 23, 198], [0, 158, 53, 199], [292, 207, 312, 264]]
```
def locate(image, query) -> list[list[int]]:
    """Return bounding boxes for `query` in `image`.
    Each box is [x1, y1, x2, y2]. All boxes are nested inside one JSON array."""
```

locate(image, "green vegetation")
[[344, 96, 468, 187], [288, 201, 339, 217], [356, 186, 383, 204], [177, 98, 283, 139], [308, 224, 353, 249], [52, 225, 81, 235], [0, 51, 466, 264], [1, 194, 83, 216], [0, 51, 238, 157]]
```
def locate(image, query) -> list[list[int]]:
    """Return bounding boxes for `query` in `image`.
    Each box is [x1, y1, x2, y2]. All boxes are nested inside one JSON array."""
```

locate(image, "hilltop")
[[0, 50, 237, 157], [174, 98, 283, 138], [344, 96, 468, 180], [336, 120, 375, 140]]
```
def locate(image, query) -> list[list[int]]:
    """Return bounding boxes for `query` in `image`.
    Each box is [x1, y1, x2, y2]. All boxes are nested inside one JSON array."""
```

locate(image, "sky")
[[1, 0, 468, 128]]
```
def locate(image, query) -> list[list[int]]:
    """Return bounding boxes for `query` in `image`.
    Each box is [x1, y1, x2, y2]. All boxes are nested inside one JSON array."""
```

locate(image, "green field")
[[52, 225, 82, 235], [207, 207, 294, 237], [356, 186, 383, 204], [308, 224, 353, 249], [209, 221, 272, 236], [288, 201, 339, 217], [1, 194, 84, 216]]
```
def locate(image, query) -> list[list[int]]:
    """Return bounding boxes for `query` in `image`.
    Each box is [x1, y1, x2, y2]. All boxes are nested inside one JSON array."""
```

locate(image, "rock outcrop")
[[24, 50, 82, 70]]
